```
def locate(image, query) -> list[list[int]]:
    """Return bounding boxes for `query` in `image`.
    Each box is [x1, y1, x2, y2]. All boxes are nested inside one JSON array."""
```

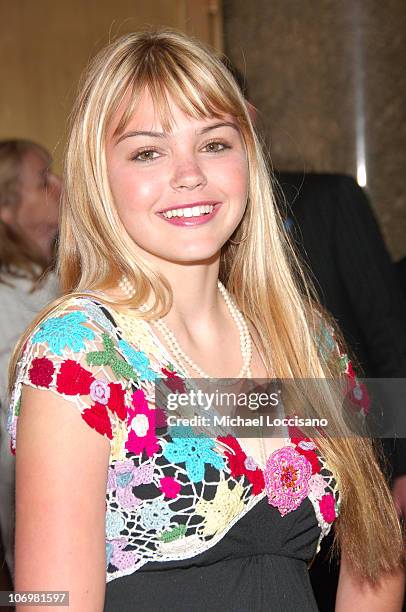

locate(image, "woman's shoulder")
[[7, 294, 173, 454]]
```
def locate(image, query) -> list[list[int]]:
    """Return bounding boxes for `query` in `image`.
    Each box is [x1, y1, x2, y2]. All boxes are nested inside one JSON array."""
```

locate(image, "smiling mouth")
[[159, 204, 217, 219], [156, 202, 222, 226]]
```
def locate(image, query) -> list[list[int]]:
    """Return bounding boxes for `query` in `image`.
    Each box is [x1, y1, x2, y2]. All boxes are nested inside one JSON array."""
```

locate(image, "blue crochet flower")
[[77, 299, 115, 334], [118, 339, 157, 381], [163, 425, 225, 483], [105, 510, 125, 539], [317, 323, 336, 361], [105, 541, 113, 568], [31, 311, 95, 356], [139, 500, 174, 532]]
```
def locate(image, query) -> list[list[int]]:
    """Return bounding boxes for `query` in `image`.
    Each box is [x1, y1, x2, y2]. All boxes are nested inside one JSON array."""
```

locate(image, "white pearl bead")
[[120, 275, 253, 381]]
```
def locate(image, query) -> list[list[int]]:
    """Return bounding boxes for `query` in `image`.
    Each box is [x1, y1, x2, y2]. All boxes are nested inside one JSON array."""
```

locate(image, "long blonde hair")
[[10, 28, 404, 581]]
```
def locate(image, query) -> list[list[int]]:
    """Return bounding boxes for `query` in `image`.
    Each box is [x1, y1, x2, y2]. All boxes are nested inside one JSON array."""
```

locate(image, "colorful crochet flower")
[[288, 429, 321, 475], [106, 538, 139, 571], [28, 357, 55, 388], [195, 480, 245, 536], [78, 299, 115, 334], [160, 477, 181, 499], [118, 339, 157, 381], [106, 460, 142, 510], [126, 389, 159, 457], [139, 500, 174, 532], [345, 366, 370, 416], [295, 444, 321, 475], [217, 435, 264, 495], [107, 382, 127, 421], [319, 493, 336, 523], [163, 425, 225, 483], [316, 322, 337, 362], [56, 360, 95, 395], [110, 419, 128, 461], [108, 461, 153, 490], [161, 367, 186, 394], [308, 473, 327, 500], [90, 379, 110, 405], [31, 311, 95, 356], [105, 510, 125, 539], [82, 402, 113, 439], [263, 446, 313, 516]]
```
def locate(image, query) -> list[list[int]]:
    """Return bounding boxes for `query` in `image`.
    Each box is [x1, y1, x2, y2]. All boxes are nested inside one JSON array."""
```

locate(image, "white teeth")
[[162, 204, 216, 219]]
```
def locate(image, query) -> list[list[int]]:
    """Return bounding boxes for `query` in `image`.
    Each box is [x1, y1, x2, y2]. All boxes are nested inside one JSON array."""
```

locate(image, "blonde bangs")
[[114, 45, 247, 138]]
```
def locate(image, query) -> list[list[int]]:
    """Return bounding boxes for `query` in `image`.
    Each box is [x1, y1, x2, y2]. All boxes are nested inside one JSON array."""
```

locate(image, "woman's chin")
[[156, 247, 221, 266]]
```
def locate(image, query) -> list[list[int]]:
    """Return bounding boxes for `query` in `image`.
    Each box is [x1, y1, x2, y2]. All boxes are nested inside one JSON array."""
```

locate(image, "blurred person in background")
[[0, 139, 61, 582]]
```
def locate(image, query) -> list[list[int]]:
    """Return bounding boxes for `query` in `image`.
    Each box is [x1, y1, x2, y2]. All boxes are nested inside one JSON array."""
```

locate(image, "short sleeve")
[[7, 297, 155, 458]]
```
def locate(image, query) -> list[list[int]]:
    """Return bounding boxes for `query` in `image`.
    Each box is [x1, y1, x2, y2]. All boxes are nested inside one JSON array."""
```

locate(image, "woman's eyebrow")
[[115, 121, 239, 145]]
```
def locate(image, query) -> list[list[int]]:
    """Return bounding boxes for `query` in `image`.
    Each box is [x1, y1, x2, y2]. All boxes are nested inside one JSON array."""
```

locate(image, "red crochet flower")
[[345, 368, 370, 416], [161, 367, 186, 394], [288, 427, 321, 475], [218, 434, 265, 495], [319, 493, 336, 523], [82, 402, 113, 439], [28, 357, 55, 388], [155, 406, 168, 428], [107, 382, 127, 421], [56, 360, 95, 395]]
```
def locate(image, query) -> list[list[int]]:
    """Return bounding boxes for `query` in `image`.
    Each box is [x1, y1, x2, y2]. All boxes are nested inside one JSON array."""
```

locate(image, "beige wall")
[[223, 0, 406, 260], [0, 0, 223, 171]]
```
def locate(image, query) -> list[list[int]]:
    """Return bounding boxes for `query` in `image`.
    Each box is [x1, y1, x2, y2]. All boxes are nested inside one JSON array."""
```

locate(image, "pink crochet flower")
[[308, 473, 326, 500], [107, 538, 139, 571], [264, 446, 312, 516], [90, 379, 110, 405], [319, 493, 336, 523], [160, 476, 181, 499], [126, 389, 159, 457]]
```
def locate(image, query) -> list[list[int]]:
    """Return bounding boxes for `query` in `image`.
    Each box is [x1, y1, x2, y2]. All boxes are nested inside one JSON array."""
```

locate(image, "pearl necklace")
[[119, 275, 253, 381]]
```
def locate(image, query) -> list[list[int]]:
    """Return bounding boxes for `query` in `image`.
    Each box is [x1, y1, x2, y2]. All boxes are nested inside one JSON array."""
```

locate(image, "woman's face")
[[105, 88, 249, 266], [6, 149, 61, 262]]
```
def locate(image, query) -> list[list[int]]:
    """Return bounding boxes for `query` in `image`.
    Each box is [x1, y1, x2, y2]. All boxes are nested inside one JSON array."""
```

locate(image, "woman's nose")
[[169, 156, 207, 191]]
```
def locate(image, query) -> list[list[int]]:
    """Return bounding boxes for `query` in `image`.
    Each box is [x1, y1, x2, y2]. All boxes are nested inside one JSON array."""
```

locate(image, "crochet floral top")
[[7, 296, 364, 595]]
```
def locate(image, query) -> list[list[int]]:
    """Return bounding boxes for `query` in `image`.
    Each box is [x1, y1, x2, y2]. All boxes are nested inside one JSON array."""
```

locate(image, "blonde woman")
[[7, 30, 404, 611]]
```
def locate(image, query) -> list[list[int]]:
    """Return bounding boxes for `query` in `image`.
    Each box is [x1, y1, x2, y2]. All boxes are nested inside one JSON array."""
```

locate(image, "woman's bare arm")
[[14, 386, 110, 612], [335, 549, 405, 611]]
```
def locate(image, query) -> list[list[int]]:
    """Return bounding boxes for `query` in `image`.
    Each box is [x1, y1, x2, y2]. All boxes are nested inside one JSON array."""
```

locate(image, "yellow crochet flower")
[[195, 480, 245, 536], [110, 418, 128, 461], [114, 311, 163, 359]]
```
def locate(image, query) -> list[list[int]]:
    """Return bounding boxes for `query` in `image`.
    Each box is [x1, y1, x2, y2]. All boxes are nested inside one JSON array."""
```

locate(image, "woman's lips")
[[157, 203, 222, 227]]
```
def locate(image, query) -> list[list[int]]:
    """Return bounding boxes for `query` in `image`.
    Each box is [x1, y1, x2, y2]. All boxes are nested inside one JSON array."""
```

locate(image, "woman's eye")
[[132, 149, 160, 162], [203, 140, 231, 153], [202, 141, 230, 153]]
